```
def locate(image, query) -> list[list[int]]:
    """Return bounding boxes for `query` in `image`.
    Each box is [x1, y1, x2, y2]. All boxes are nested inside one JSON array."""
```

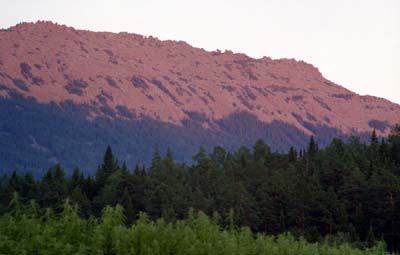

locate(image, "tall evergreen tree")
[[288, 147, 297, 163], [253, 139, 271, 162], [39, 164, 68, 210], [150, 145, 162, 172], [307, 136, 319, 157], [96, 145, 118, 190], [389, 124, 400, 165]]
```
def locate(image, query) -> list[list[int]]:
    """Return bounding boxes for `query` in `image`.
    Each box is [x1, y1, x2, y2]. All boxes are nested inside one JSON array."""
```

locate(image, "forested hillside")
[[1, 125, 400, 252], [1, 21, 400, 174], [1, 94, 343, 176]]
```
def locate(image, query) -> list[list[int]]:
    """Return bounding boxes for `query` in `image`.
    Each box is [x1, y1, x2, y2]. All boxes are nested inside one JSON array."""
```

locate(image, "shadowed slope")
[[0, 21, 398, 173]]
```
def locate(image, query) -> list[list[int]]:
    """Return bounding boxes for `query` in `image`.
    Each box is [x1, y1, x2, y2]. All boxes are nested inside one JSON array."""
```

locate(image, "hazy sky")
[[2, 0, 400, 103]]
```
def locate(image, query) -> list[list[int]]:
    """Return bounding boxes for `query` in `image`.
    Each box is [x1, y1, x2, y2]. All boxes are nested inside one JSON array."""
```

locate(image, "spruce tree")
[[253, 139, 271, 162], [39, 164, 67, 210], [150, 145, 162, 172], [96, 145, 118, 189], [288, 147, 297, 162]]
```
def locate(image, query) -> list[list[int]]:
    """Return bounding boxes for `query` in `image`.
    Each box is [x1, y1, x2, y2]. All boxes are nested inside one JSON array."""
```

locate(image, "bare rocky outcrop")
[[0, 21, 399, 136]]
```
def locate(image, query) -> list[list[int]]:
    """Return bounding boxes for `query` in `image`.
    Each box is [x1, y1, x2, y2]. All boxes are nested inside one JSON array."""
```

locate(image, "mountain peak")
[[6, 20, 73, 32], [0, 21, 399, 136]]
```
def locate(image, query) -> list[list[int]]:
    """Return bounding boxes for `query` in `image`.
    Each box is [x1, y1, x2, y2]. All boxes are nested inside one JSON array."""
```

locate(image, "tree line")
[[0, 200, 388, 254], [1, 125, 400, 252]]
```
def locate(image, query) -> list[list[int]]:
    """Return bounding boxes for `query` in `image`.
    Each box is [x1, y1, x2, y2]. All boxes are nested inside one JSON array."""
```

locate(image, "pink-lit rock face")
[[0, 21, 399, 136]]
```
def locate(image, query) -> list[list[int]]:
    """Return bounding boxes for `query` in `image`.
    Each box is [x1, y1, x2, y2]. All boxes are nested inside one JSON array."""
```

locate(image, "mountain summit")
[[1, 21, 399, 174]]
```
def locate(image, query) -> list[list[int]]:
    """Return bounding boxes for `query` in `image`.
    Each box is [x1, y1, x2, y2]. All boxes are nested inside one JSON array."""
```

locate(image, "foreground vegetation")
[[0, 125, 399, 253], [0, 199, 389, 255]]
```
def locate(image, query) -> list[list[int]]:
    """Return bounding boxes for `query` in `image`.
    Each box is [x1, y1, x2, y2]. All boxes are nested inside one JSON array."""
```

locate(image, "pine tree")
[[96, 145, 118, 189], [253, 139, 271, 162], [150, 145, 162, 172], [368, 130, 380, 175], [39, 164, 68, 211], [193, 147, 207, 164], [70, 167, 84, 191], [288, 147, 297, 163], [389, 124, 400, 165], [307, 136, 318, 158], [21, 173, 37, 201], [121, 162, 129, 175], [121, 187, 135, 224], [103, 145, 117, 177], [210, 146, 226, 167]]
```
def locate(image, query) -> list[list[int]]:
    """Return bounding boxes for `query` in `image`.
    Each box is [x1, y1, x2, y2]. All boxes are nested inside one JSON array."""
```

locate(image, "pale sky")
[[2, 0, 400, 104]]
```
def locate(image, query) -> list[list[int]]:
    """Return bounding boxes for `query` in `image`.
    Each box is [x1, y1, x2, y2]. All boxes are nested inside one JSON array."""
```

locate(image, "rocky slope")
[[0, 21, 399, 174]]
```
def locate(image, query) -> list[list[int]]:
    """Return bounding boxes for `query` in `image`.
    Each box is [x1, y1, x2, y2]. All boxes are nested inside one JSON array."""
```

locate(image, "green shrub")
[[0, 201, 389, 255]]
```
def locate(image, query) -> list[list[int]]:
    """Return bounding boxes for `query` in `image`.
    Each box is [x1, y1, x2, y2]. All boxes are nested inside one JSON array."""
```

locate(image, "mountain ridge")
[[0, 21, 399, 174], [1, 21, 399, 135]]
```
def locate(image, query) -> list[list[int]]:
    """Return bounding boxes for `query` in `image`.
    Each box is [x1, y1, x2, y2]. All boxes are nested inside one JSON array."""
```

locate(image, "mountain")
[[1, 21, 399, 175]]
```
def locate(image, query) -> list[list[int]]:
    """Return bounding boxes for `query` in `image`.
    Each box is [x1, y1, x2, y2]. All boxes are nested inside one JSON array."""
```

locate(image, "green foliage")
[[1, 125, 400, 253], [0, 204, 389, 255]]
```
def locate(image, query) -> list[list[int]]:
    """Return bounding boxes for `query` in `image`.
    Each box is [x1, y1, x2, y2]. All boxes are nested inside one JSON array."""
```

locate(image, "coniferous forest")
[[1, 125, 400, 254]]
